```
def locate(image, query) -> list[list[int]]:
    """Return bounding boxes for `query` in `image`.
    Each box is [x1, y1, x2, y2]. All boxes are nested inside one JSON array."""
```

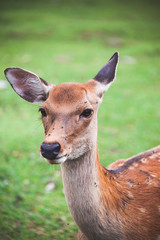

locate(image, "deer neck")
[[61, 146, 122, 240], [61, 146, 99, 209]]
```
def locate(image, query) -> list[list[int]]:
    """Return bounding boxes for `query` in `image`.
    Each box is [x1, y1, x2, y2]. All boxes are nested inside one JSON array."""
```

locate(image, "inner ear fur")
[[4, 67, 53, 103]]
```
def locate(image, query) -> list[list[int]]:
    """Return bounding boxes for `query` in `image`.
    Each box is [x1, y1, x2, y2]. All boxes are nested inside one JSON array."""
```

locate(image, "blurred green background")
[[0, 0, 159, 239]]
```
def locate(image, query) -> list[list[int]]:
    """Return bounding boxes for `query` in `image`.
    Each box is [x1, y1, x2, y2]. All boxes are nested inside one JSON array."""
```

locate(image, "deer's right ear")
[[93, 52, 119, 98], [4, 68, 53, 103]]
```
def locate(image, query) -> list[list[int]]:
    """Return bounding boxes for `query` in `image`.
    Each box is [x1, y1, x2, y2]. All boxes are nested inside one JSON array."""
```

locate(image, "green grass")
[[0, 0, 160, 239]]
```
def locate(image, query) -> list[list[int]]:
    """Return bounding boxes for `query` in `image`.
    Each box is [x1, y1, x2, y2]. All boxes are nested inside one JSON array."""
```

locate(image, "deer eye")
[[80, 109, 93, 118], [39, 108, 47, 117]]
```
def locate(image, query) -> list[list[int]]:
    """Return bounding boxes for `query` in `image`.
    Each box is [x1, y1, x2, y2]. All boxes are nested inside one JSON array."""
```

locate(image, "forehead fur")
[[48, 82, 91, 105]]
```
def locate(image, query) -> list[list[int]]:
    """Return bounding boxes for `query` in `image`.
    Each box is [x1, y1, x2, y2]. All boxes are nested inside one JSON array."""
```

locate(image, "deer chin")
[[46, 155, 67, 165]]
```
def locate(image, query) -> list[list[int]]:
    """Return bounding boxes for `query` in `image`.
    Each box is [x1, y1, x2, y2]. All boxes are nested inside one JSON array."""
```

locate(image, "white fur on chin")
[[47, 156, 67, 164]]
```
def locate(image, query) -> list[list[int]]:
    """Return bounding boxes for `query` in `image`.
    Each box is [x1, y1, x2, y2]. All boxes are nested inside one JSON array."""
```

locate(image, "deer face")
[[4, 52, 118, 164], [39, 81, 101, 164]]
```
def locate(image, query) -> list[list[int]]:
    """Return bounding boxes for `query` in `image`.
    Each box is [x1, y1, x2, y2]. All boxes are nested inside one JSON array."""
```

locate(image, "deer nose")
[[41, 142, 61, 160]]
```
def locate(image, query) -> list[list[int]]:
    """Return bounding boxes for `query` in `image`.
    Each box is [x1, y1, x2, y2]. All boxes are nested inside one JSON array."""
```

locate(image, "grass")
[[0, 0, 160, 239]]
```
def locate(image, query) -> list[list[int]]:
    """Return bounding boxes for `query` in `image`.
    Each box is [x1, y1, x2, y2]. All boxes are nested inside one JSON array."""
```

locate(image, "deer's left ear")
[[93, 52, 119, 98]]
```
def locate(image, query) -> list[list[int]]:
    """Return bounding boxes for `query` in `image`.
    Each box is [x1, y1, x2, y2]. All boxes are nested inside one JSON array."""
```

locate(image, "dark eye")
[[39, 108, 47, 117], [80, 109, 93, 118]]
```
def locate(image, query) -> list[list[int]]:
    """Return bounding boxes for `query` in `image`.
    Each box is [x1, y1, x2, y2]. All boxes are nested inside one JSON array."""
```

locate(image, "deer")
[[4, 52, 160, 240]]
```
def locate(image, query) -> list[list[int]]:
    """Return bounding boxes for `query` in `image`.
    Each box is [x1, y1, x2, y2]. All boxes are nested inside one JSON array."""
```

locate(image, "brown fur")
[[98, 146, 160, 240]]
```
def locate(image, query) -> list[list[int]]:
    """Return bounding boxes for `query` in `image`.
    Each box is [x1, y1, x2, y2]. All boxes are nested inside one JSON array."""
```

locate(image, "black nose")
[[41, 142, 61, 160]]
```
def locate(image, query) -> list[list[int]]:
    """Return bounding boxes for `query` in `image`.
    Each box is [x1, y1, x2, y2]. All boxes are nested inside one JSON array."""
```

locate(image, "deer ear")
[[4, 68, 53, 103], [93, 52, 119, 97]]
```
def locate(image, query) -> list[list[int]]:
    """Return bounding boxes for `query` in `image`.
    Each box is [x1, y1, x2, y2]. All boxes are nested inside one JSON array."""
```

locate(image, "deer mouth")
[[46, 155, 67, 164]]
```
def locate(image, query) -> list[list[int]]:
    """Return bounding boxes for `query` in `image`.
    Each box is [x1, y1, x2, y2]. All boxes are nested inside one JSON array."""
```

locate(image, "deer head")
[[4, 52, 118, 164]]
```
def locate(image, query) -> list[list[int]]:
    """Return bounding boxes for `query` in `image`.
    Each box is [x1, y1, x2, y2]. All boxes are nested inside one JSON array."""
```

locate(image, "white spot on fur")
[[140, 158, 147, 163], [150, 174, 156, 178], [146, 178, 158, 187], [129, 166, 134, 170], [127, 191, 134, 199], [118, 163, 124, 167], [139, 208, 146, 213], [149, 154, 156, 159], [133, 163, 138, 168], [126, 180, 134, 188]]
